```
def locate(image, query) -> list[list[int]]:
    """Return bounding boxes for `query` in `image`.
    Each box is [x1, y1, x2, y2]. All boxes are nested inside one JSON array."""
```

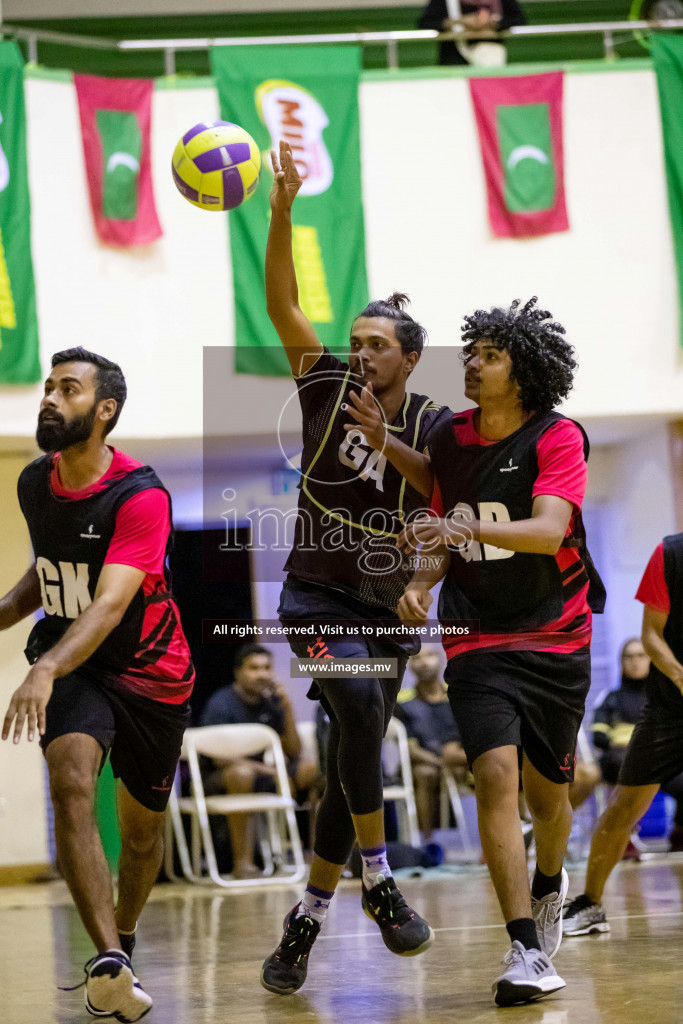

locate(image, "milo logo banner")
[[210, 46, 369, 376], [0, 42, 40, 384]]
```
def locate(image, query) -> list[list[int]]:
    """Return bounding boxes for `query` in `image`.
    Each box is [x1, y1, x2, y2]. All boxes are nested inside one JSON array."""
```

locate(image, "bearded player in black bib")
[[260, 142, 451, 995], [1, 349, 193, 1022], [395, 299, 605, 1006]]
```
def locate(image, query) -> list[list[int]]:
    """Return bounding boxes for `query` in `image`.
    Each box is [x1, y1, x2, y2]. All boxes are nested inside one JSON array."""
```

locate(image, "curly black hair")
[[355, 292, 427, 355], [460, 297, 577, 414]]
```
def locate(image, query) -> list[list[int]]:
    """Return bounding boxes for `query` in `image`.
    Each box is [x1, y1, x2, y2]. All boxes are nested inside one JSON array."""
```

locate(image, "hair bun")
[[386, 292, 410, 311]]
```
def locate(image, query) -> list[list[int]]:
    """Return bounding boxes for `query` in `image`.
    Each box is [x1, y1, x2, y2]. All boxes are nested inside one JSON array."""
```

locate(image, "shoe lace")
[[370, 881, 414, 927], [534, 895, 562, 931], [501, 945, 525, 968], [58, 951, 129, 992], [563, 894, 594, 920], [277, 916, 318, 966]]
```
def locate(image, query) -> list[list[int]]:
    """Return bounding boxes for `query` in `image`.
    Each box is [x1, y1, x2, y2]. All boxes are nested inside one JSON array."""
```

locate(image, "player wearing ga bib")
[[284, 347, 450, 612]]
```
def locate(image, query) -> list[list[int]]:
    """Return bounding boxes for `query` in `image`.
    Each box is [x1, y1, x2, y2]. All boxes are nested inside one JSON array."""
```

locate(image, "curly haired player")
[[396, 297, 605, 1006]]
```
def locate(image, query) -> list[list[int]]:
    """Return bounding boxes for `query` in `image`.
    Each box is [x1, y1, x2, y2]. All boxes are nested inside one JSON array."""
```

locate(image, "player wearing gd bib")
[[261, 142, 450, 997], [397, 298, 605, 1006]]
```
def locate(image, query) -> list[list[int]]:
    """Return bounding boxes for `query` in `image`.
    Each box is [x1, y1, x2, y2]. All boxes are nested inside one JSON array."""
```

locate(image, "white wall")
[[0, 63, 681, 443]]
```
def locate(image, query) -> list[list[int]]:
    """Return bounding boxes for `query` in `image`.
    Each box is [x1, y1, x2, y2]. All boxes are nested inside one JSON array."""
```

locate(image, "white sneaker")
[[531, 867, 569, 959], [85, 950, 153, 1022], [492, 941, 566, 1007]]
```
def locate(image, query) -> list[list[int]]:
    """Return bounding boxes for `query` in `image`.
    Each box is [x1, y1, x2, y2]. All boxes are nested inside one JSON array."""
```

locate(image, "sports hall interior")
[[1, 2, 683, 1023]]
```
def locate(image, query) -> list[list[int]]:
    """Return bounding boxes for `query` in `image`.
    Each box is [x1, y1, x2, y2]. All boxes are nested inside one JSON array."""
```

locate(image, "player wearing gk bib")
[[397, 298, 605, 1007], [563, 535, 683, 938], [1, 348, 193, 1023], [260, 142, 449, 996]]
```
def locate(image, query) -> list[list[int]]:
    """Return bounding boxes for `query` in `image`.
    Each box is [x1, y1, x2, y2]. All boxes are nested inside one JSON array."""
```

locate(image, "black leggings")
[[312, 665, 405, 865]]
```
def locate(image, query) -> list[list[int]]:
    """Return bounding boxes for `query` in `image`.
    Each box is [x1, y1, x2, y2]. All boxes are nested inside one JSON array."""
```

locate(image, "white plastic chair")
[[382, 717, 421, 848], [439, 767, 477, 860], [165, 723, 306, 888]]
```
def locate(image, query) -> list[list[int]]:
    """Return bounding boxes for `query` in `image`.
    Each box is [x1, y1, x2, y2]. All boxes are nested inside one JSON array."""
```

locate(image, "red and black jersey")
[[428, 409, 605, 658], [18, 452, 194, 704]]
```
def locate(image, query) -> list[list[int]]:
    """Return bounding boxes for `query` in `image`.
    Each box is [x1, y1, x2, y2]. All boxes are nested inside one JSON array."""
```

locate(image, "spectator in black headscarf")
[[418, 0, 526, 67]]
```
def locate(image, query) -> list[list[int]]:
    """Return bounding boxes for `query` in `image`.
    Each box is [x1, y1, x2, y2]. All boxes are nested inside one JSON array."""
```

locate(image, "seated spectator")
[[418, 0, 525, 67], [570, 637, 683, 850], [394, 647, 469, 838], [199, 643, 319, 877]]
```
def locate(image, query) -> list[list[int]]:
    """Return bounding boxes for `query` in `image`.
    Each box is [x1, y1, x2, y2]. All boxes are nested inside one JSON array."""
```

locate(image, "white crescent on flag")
[[106, 152, 140, 174], [506, 145, 549, 171]]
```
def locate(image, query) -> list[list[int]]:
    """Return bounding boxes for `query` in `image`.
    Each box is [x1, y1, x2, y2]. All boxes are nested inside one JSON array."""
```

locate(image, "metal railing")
[[2, 19, 682, 73]]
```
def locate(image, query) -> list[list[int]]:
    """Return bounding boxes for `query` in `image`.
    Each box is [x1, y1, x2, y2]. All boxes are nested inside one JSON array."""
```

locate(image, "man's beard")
[[36, 404, 97, 453]]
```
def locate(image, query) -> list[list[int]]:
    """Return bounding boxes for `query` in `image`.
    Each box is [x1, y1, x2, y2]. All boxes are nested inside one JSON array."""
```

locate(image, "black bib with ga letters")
[[428, 411, 604, 633], [18, 455, 173, 673], [284, 349, 450, 611]]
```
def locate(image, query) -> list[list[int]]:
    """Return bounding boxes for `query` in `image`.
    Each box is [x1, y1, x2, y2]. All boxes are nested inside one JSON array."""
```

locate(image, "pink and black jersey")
[[18, 448, 194, 705], [427, 408, 605, 660]]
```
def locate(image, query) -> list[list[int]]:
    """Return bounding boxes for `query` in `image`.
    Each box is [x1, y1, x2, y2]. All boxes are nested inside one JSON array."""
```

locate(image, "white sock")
[[360, 845, 392, 890], [297, 883, 335, 925]]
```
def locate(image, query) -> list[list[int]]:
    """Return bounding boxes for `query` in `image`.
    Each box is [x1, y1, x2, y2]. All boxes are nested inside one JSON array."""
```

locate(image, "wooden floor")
[[2, 855, 683, 1024]]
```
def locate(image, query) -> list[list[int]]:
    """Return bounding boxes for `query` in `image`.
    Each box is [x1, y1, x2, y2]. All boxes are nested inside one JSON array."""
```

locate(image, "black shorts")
[[279, 578, 413, 711], [618, 709, 683, 788], [444, 647, 591, 784], [40, 668, 190, 812]]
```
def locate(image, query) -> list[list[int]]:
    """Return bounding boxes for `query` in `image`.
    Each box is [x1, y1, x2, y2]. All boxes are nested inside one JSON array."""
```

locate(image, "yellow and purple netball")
[[171, 120, 261, 211]]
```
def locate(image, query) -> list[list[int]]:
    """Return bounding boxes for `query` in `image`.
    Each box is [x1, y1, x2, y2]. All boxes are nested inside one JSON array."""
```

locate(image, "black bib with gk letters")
[[18, 455, 174, 673]]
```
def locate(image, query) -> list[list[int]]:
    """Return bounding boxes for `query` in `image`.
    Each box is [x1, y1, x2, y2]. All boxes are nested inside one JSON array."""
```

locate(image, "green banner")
[[498, 104, 555, 214], [211, 46, 369, 376], [96, 109, 142, 221], [653, 36, 683, 349], [0, 42, 40, 384]]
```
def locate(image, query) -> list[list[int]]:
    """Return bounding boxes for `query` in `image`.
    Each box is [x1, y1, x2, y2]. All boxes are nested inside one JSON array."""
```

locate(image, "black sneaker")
[[260, 905, 321, 995], [361, 874, 435, 956]]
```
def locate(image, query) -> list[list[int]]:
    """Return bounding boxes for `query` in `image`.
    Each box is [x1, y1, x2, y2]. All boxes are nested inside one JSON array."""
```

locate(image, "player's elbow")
[[92, 592, 131, 629]]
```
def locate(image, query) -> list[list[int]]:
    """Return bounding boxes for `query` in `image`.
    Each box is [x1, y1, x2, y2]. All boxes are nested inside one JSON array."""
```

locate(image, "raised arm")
[[0, 564, 42, 630], [266, 141, 323, 377], [2, 562, 145, 743]]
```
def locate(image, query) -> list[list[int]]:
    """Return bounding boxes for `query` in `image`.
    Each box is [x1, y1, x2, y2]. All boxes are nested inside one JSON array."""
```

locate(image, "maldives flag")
[[469, 73, 568, 239], [74, 75, 162, 247]]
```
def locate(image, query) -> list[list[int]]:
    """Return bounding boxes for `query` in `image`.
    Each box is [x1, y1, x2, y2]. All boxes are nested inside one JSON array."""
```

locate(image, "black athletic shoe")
[[361, 874, 435, 956], [118, 931, 136, 961], [260, 905, 321, 995]]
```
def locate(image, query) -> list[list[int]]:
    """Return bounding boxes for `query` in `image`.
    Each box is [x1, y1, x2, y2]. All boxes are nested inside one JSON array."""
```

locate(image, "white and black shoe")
[[492, 941, 566, 1007], [531, 867, 569, 959], [84, 950, 152, 1022], [562, 894, 611, 937]]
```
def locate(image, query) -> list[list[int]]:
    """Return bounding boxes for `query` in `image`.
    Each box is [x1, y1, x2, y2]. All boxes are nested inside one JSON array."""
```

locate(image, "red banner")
[[74, 75, 162, 247], [469, 73, 568, 239]]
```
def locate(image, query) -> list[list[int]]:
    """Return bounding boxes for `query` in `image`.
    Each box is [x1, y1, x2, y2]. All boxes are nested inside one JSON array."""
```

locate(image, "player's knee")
[[49, 763, 96, 812], [473, 753, 518, 808], [120, 819, 164, 858]]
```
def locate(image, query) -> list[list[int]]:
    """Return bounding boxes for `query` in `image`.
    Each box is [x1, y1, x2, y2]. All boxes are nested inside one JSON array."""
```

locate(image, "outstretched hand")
[[270, 141, 303, 214]]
